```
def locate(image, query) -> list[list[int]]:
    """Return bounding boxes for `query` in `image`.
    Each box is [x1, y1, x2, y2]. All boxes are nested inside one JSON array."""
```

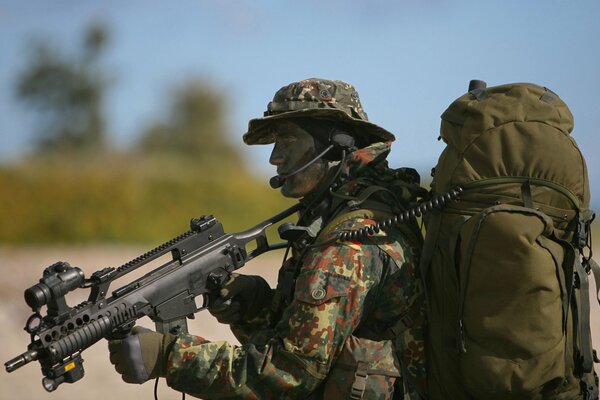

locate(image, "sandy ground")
[[0, 245, 599, 400], [0, 246, 282, 400]]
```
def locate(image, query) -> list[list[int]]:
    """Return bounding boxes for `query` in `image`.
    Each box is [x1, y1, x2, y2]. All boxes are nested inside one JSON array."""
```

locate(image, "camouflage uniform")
[[165, 141, 426, 399]]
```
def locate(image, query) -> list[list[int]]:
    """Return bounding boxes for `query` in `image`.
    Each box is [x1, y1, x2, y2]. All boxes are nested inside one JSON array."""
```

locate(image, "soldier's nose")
[[269, 151, 284, 166]]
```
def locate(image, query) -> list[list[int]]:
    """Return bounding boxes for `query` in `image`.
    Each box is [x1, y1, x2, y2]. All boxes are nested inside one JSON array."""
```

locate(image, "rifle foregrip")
[[48, 315, 113, 362]]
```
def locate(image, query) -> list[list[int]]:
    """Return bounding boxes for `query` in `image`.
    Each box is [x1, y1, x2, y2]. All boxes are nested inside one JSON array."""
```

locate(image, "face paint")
[[268, 121, 328, 198]]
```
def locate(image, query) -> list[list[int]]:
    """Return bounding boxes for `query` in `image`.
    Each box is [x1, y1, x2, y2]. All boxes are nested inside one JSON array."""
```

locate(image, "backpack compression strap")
[[573, 210, 599, 376]]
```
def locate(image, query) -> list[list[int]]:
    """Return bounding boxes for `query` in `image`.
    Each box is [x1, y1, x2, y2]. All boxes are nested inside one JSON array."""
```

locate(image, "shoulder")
[[321, 209, 421, 270], [319, 209, 393, 242], [298, 212, 401, 276]]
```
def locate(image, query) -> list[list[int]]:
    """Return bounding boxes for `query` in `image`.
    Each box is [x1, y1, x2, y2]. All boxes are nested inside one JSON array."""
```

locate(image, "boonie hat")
[[243, 78, 395, 145]]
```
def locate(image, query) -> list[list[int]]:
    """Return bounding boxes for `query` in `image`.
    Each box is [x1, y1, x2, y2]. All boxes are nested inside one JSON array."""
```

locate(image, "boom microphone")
[[269, 144, 334, 188], [269, 175, 286, 189]]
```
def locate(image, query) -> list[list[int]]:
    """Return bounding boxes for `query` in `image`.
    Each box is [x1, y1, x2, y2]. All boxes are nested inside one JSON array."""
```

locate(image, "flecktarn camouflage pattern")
[[243, 78, 395, 145], [164, 142, 426, 399]]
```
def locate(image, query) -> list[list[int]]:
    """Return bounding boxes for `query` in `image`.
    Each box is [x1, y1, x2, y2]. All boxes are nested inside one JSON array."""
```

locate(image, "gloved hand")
[[108, 326, 176, 384], [208, 273, 272, 324]]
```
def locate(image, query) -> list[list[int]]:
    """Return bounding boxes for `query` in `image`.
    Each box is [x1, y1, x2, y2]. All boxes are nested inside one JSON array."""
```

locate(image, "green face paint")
[[268, 120, 328, 198]]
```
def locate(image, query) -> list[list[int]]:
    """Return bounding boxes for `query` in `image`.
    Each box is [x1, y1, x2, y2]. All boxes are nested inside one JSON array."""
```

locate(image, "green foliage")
[[7, 22, 296, 245], [0, 154, 294, 244], [15, 22, 109, 154], [139, 81, 239, 165]]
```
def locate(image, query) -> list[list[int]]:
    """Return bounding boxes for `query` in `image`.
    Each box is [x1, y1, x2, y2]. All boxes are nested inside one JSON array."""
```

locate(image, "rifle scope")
[[24, 262, 85, 310]]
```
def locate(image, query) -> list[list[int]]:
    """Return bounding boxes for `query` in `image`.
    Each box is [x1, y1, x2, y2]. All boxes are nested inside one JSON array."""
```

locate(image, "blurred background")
[[0, 1, 599, 399], [0, 1, 599, 243]]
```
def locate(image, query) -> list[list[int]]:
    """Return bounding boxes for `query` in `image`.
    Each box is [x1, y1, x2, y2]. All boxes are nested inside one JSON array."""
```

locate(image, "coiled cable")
[[311, 186, 463, 247]]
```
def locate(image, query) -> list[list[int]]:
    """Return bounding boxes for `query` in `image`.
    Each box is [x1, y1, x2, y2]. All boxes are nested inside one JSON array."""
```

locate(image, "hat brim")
[[243, 108, 395, 145]]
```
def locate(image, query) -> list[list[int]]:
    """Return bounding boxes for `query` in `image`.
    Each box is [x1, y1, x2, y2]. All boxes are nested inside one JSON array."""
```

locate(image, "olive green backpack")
[[422, 81, 600, 400]]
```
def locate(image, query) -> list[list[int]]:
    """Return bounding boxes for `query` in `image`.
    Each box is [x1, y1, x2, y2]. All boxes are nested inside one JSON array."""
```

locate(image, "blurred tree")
[[15, 22, 109, 154], [139, 80, 241, 166]]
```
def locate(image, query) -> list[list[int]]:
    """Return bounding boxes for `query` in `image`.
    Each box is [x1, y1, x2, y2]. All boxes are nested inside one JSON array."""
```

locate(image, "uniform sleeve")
[[229, 291, 278, 346], [165, 224, 383, 399], [375, 232, 427, 399]]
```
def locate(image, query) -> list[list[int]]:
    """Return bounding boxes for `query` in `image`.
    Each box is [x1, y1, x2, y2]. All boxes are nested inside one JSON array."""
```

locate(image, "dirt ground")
[[0, 245, 599, 400], [0, 246, 282, 400]]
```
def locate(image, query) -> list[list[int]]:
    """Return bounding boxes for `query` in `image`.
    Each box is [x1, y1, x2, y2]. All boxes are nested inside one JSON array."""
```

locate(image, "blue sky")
[[1, 1, 599, 206]]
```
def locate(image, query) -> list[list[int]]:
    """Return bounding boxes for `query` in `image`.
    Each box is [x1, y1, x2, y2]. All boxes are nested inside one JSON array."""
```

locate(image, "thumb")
[[219, 273, 241, 299]]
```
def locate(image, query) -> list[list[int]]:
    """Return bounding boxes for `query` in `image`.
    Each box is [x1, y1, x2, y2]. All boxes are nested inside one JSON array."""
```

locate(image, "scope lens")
[[24, 266, 85, 310], [24, 284, 51, 310]]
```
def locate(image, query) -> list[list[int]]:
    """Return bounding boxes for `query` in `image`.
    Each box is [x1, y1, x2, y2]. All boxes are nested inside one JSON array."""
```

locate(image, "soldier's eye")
[[278, 134, 298, 144]]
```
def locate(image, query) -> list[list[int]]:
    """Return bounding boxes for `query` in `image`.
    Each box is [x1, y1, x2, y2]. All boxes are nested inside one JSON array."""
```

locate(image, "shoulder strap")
[[577, 210, 599, 306], [345, 185, 398, 210], [318, 207, 395, 240], [572, 210, 599, 375], [419, 209, 442, 289], [363, 300, 424, 341]]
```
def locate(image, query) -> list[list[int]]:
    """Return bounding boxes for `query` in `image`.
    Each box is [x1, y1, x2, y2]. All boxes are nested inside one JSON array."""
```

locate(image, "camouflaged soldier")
[[108, 78, 427, 399]]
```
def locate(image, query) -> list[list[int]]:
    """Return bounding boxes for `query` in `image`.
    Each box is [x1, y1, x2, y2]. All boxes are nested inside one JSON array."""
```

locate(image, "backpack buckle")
[[576, 211, 595, 250], [580, 380, 599, 400], [349, 362, 368, 400], [576, 217, 589, 249]]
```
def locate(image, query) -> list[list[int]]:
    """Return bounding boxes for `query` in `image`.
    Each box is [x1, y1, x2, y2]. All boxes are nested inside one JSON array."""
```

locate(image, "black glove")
[[208, 273, 272, 324], [108, 326, 176, 384]]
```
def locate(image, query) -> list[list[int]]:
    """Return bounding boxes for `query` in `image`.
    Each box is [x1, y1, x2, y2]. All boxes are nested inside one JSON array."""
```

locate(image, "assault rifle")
[[4, 203, 302, 392]]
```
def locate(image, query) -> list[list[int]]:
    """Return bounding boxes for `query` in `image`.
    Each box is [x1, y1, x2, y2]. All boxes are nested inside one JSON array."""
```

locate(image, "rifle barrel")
[[5, 349, 38, 373]]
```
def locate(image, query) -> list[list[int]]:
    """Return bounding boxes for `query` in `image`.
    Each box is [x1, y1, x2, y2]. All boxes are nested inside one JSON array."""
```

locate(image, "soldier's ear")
[[322, 128, 356, 161]]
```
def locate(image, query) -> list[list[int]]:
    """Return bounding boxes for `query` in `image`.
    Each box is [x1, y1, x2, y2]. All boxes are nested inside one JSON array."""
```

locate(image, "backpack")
[[421, 81, 600, 399]]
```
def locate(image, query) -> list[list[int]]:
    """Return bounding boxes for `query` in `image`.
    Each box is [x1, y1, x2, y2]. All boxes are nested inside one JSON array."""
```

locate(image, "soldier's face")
[[268, 121, 328, 198]]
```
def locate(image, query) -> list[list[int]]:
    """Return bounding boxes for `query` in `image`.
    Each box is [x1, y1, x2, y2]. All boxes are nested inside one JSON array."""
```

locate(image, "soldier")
[[108, 78, 427, 399]]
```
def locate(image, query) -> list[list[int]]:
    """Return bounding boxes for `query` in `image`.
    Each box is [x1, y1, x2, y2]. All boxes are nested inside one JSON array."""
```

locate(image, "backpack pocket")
[[322, 335, 400, 400], [457, 205, 567, 399]]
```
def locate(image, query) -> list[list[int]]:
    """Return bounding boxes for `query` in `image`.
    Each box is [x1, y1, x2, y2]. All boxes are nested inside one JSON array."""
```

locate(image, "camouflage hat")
[[243, 78, 395, 145]]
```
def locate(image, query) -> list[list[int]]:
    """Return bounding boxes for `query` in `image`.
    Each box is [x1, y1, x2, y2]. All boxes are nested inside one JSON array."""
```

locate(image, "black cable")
[[270, 144, 335, 189], [287, 144, 334, 177], [301, 150, 348, 217], [309, 186, 463, 247], [154, 378, 186, 400], [337, 186, 463, 242]]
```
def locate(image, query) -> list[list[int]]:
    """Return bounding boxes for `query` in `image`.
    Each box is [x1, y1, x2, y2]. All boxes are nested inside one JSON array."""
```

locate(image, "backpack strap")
[[318, 207, 396, 240], [577, 210, 599, 306], [574, 256, 594, 374], [573, 210, 599, 375], [419, 209, 441, 290], [344, 185, 398, 210], [521, 180, 534, 208], [352, 297, 424, 343]]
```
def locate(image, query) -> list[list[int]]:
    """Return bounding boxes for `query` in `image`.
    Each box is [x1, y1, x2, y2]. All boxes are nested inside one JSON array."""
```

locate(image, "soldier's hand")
[[108, 326, 176, 384], [208, 273, 272, 324]]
